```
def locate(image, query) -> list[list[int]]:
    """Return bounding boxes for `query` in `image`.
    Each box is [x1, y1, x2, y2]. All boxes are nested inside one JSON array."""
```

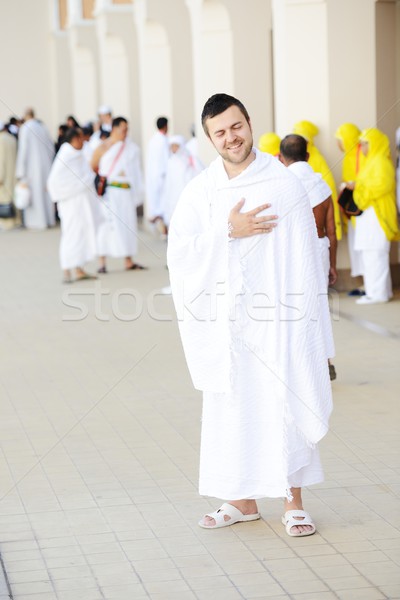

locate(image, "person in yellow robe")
[[346, 128, 400, 304], [335, 123, 366, 291], [258, 132, 281, 157], [293, 120, 342, 240]]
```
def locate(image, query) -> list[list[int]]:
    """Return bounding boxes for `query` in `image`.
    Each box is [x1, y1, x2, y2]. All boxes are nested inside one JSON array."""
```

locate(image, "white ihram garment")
[[97, 139, 144, 258], [47, 143, 102, 270], [168, 149, 333, 499], [288, 161, 334, 357], [145, 131, 169, 219], [161, 147, 203, 227], [16, 119, 55, 229], [354, 206, 392, 301]]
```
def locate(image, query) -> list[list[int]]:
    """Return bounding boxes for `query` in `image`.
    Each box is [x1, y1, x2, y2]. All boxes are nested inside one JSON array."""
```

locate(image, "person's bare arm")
[[90, 143, 107, 173], [325, 196, 337, 286]]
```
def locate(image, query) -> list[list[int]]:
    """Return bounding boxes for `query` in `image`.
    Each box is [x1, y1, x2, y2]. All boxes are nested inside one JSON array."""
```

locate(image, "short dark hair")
[[201, 93, 250, 137], [112, 116, 128, 128], [64, 127, 82, 144], [280, 134, 308, 162], [156, 117, 168, 130]]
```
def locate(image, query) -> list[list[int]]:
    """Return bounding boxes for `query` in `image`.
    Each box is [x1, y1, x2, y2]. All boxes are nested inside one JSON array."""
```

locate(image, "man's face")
[[115, 122, 128, 141], [100, 113, 112, 125], [71, 131, 84, 150], [206, 105, 253, 167]]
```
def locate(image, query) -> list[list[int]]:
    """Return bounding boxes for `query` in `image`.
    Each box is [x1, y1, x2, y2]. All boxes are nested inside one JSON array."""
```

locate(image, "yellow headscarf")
[[335, 123, 365, 182], [258, 132, 281, 156], [293, 121, 342, 240], [353, 128, 399, 242]]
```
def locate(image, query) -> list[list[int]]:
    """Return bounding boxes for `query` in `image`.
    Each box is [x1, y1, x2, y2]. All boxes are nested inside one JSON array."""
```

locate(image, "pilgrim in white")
[[47, 128, 101, 283], [168, 94, 333, 537], [91, 117, 146, 272], [16, 108, 55, 229]]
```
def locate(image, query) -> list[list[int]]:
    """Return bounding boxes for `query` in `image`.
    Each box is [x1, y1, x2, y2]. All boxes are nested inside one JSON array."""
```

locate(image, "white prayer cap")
[[0, 120, 5, 131], [98, 104, 112, 115], [169, 135, 185, 147]]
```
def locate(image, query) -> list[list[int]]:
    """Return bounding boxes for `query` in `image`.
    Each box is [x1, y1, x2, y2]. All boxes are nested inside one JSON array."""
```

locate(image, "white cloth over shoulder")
[[16, 119, 55, 229], [145, 131, 169, 219], [167, 149, 333, 447], [161, 146, 204, 226], [288, 161, 331, 208], [47, 142, 102, 270], [97, 139, 143, 258]]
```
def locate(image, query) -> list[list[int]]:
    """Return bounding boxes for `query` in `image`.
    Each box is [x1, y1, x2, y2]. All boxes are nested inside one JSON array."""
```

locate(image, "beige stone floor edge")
[[0, 226, 399, 600]]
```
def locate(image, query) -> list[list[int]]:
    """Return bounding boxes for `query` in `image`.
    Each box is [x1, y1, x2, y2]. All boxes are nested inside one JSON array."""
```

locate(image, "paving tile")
[[1, 230, 400, 600]]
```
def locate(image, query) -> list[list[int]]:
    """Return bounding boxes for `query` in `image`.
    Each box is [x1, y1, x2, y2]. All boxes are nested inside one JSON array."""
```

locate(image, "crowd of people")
[[0, 106, 204, 283], [257, 121, 400, 306], [0, 106, 399, 302]]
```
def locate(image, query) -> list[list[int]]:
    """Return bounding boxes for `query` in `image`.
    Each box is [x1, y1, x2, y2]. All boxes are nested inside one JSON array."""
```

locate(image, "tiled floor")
[[0, 225, 399, 600]]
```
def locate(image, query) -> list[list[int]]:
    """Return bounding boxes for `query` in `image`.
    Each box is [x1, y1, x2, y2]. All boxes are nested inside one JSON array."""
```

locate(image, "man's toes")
[[203, 516, 216, 526]]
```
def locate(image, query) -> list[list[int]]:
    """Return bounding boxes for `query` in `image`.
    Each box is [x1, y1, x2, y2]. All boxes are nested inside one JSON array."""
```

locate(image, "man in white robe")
[[161, 135, 204, 228], [15, 108, 55, 229], [145, 116, 169, 225], [91, 117, 146, 272], [167, 94, 333, 537], [47, 128, 101, 283], [279, 134, 337, 381]]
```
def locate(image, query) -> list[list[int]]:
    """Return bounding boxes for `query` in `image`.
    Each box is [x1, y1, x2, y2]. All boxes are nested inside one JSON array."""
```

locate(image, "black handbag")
[[0, 203, 16, 218], [94, 174, 107, 196], [338, 187, 363, 217]]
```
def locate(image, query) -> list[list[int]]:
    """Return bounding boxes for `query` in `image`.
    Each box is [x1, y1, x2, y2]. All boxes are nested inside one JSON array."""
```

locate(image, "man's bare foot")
[[202, 499, 258, 527], [284, 488, 314, 535]]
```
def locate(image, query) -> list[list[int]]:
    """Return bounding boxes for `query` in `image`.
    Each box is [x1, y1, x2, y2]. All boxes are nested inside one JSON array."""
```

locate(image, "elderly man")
[[47, 127, 100, 283], [15, 108, 55, 229], [167, 94, 333, 537], [279, 133, 337, 381]]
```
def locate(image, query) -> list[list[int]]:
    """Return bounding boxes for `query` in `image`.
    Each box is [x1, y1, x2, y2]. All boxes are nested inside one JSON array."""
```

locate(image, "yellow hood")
[[335, 123, 360, 152], [293, 120, 319, 143], [335, 123, 365, 182], [258, 132, 281, 156], [359, 128, 391, 161], [354, 128, 399, 242]]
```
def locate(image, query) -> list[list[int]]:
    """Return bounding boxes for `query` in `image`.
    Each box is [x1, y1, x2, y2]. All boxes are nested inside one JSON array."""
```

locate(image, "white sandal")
[[281, 509, 316, 537], [199, 502, 261, 529]]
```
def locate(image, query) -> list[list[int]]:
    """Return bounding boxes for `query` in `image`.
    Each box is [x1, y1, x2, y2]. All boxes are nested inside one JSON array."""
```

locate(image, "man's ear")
[[305, 152, 310, 162]]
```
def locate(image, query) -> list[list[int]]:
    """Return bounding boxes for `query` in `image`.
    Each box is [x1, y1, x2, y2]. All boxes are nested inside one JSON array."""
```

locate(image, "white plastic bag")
[[14, 182, 31, 210]]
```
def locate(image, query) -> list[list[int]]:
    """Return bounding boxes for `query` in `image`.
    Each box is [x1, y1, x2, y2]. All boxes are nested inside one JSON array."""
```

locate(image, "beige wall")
[[0, 0, 398, 271], [0, 0, 56, 136]]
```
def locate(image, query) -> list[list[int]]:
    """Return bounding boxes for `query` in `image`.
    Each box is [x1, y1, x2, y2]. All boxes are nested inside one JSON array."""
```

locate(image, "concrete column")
[[66, 0, 100, 124], [94, 1, 141, 140], [185, 0, 234, 165]]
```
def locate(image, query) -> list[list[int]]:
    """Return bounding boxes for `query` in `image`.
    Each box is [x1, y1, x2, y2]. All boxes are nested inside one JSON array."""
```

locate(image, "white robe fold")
[[161, 148, 203, 226], [145, 131, 169, 219], [97, 139, 143, 258], [47, 143, 102, 270], [16, 119, 55, 229], [167, 149, 334, 499]]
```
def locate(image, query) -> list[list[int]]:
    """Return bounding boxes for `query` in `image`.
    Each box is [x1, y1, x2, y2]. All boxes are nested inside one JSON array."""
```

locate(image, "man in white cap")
[[0, 119, 18, 230], [87, 105, 113, 157]]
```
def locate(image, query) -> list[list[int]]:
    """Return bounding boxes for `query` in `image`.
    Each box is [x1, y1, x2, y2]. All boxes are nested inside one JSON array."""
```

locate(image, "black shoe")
[[97, 266, 107, 274], [347, 289, 366, 297], [329, 364, 337, 381]]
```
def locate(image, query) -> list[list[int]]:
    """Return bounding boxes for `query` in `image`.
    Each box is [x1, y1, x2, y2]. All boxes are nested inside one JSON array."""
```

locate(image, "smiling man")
[[167, 93, 334, 537]]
